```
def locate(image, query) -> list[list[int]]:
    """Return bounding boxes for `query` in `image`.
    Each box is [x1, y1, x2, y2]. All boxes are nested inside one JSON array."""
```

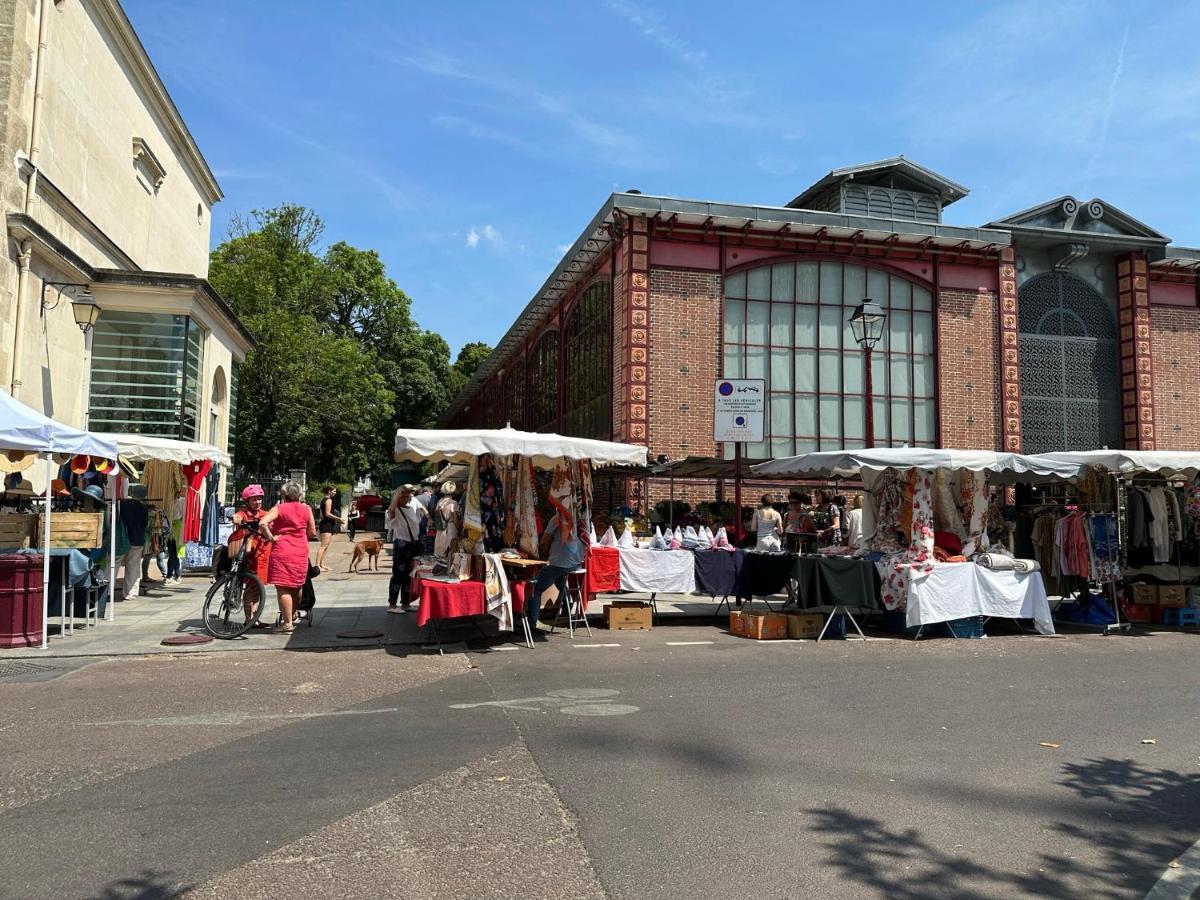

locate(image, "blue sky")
[[127, 1, 1200, 356]]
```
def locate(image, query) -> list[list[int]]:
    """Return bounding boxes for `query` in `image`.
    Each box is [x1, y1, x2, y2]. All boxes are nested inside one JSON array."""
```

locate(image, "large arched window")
[[504, 359, 525, 428], [1019, 272, 1120, 452], [528, 330, 559, 432], [563, 281, 612, 439], [723, 260, 936, 457]]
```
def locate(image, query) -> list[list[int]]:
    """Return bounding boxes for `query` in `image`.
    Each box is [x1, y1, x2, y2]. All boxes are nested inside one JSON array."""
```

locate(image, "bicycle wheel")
[[202, 570, 265, 639]]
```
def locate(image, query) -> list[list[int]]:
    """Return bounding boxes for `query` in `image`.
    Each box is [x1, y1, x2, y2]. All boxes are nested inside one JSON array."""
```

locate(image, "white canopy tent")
[[1022, 450, 1200, 481], [91, 433, 231, 623], [395, 427, 648, 468], [0, 389, 118, 649], [749, 448, 1076, 480]]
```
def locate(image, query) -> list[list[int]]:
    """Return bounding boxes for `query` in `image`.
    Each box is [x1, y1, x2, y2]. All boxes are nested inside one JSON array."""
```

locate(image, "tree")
[[209, 205, 457, 484], [450, 341, 493, 395]]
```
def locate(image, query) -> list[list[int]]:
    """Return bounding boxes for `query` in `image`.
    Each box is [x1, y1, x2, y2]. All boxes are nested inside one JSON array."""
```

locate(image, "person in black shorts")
[[315, 485, 342, 572]]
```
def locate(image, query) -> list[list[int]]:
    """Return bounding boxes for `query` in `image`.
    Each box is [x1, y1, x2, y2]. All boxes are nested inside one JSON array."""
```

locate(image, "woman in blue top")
[[528, 513, 584, 639]]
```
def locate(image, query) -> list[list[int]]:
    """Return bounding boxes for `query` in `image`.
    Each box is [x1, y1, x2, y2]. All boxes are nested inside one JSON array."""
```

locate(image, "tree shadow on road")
[[88, 869, 185, 900], [807, 756, 1200, 899]]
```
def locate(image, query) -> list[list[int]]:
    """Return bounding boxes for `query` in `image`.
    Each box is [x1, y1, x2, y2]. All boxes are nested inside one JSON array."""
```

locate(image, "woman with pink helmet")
[[229, 484, 271, 622]]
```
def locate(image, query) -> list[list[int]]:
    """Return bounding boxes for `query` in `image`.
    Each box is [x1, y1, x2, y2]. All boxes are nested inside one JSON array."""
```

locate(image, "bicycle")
[[202, 520, 266, 639]]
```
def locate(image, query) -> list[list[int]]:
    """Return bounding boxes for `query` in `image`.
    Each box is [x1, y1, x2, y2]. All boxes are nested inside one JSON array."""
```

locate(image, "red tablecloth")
[[412, 574, 526, 627], [587, 546, 621, 604]]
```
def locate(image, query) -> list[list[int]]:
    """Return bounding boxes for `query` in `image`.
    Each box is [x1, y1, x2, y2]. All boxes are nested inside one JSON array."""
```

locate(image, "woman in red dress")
[[229, 484, 272, 622], [259, 480, 317, 634]]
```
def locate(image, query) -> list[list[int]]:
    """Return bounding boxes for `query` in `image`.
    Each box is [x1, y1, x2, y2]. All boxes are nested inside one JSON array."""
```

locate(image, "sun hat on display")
[[4, 478, 34, 496], [50, 479, 71, 497], [241, 484, 265, 500], [72, 484, 106, 504], [441, 482, 457, 495], [129, 484, 149, 500], [0, 449, 34, 473], [92, 457, 114, 474], [69, 455, 91, 475]]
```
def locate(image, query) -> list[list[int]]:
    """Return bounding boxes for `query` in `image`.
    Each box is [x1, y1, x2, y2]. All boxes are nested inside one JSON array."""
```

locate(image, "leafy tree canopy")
[[210, 205, 460, 483], [450, 341, 493, 396]]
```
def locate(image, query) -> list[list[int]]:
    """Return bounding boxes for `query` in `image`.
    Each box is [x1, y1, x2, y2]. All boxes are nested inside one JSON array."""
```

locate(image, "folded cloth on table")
[[712, 526, 733, 551], [481, 553, 514, 631], [975, 553, 1015, 571], [649, 526, 667, 550], [682, 525, 704, 550], [589, 523, 598, 544], [598, 526, 617, 547], [1012, 558, 1040, 574], [616, 527, 635, 549]]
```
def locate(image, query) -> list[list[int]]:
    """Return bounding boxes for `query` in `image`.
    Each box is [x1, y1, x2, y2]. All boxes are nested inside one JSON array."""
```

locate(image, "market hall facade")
[[444, 157, 1200, 493]]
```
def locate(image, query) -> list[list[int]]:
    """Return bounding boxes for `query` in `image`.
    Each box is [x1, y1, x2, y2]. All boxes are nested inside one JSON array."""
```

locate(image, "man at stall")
[[528, 511, 585, 638]]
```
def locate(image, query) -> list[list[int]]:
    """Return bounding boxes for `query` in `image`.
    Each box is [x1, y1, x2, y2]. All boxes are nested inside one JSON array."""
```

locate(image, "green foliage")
[[210, 205, 458, 484], [450, 341, 493, 395]]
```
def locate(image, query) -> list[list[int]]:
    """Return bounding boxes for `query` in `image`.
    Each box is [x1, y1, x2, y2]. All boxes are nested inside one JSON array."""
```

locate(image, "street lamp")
[[849, 300, 887, 448], [41, 281, 100, 333]]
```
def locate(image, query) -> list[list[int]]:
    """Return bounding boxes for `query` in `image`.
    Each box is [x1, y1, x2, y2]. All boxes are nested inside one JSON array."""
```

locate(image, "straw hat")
[[441, 481, 457, 496], [0, 449, 34, 473], [92, 457, 114, 474], [4, 478, 34, 496]]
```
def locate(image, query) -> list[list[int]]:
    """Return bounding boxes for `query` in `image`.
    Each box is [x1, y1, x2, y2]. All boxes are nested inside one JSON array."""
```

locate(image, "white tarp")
[[91, 432, 230, 466], [0, 389, 118, 459], [617, 548, 697, 594], [1023, 450, 1200, 481], [750, 448, 1076, 480], [905, 563, 1055, 635], [394, 426, 648, 468]]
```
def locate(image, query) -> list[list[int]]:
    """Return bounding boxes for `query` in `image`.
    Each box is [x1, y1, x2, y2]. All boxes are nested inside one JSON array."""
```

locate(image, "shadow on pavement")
[[90, 868, 185, 899], [807, 757, 1200, 899]]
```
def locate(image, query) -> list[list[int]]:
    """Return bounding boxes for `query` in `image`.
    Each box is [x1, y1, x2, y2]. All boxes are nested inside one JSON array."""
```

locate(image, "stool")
[[550, 569, 592, 639], [1162, 607, 1199, 627]]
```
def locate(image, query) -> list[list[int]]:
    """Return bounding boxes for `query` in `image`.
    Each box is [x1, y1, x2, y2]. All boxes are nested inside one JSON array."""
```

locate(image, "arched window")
[[722, 260, 936, 457], [504, 359, 525, 429], [1019, 272, 1121, 452], [209, 367, 227, 448], [528, 330, 559, 432], [563, 281, 612, 439]]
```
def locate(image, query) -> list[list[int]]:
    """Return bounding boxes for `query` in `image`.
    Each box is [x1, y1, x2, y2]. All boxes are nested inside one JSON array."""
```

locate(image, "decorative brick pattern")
[[1117, 252, 1156, 449], [648, 268, 722, 463], [938, 286, 1000, 450], [611, 239, 628, 441], [623, 216, 651, 446], [996, 248, 1022, 451], [1149, 305, 1200, 450]]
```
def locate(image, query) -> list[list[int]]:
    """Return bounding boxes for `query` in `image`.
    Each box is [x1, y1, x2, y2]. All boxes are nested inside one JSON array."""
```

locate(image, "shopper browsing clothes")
[[315, 485, 343, 572], [528, 511, 584, 639], [258, 480, 317, 635], [432, 481, 460, 559], [385, 484, 424, 613], [118, 484, 150, 599], [752, 494, 784, 551], [784, 491, 817, 553]]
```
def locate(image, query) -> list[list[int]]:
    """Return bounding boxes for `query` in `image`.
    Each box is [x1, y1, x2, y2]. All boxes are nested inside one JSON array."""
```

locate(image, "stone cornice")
[[87, 0, 223, 205]]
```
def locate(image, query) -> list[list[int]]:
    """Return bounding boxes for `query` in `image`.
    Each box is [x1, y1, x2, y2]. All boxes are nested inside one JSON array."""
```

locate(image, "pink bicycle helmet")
[[240, 484, 265, 501]]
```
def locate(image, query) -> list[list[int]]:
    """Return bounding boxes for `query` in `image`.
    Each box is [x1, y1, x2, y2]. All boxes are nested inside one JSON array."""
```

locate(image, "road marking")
[[451, 687, 639, 716], [574, 643, 621, 648], [92, 707, 399, 727], [1144, 836, 1200, 899]]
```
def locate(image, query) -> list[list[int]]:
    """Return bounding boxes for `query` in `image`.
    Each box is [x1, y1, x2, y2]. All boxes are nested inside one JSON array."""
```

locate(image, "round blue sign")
[[735, 415, 746, 426], [718, 382, 734, 396]]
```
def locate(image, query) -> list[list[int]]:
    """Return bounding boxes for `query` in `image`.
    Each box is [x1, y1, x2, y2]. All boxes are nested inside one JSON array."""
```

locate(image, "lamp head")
[[849, 300, 887, 350]]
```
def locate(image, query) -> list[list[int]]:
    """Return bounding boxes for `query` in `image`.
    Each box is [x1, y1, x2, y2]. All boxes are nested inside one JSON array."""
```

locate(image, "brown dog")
[[349, 540, 383, 573]]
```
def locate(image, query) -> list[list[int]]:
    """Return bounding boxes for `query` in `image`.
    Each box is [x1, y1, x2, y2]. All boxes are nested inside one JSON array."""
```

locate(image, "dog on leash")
[[349, 540, 383, 573]]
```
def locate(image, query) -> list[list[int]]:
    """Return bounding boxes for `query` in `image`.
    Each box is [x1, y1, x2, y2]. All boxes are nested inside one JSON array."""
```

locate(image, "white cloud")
[[604, 0, 707, 68], [466, 225, 503, 249], [555, 243, 572, 255]]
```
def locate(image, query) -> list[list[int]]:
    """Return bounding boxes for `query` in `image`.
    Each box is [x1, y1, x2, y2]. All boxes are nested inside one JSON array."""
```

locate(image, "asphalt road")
[[1, 627, 1198, 899]]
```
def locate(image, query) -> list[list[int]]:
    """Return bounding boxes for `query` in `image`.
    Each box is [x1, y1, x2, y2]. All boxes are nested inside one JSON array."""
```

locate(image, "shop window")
[[88, 311, 205, 440], [722, 260, 936, 458], [563, 281, 612, 440], [528, 331, 559, 432]]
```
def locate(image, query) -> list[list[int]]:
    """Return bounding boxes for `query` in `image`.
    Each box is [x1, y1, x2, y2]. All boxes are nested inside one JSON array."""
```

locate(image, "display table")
[[793, 556, 881, 611], [693, 549, 743, 598], [617, 547, 696, 594], [905, 563, 1055, 635], [411, 574, 529, 653], [586, 546, 621, 601], [735, 552, 797, 606]]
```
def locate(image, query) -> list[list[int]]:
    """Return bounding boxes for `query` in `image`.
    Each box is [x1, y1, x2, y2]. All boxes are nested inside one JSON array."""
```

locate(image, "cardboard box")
[[742, 611, 788, 640], [37, 512, 103, 549], [605, 601, 652, 631], [784, 612, 824, 639], [729, 611, 746, 637], [1130, 584, 1158, 606], [1157, 585, 1186, 608]]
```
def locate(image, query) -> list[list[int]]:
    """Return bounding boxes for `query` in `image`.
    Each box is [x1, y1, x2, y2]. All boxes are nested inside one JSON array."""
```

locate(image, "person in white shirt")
[[386, 485, 424, 613], [845, 495, 864, 550], [752, 494, 783, 551]]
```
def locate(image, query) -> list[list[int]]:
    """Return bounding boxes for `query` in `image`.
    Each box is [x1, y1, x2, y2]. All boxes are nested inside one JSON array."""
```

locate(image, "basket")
[[881, 607, 947, 639], [945, 615, 986, 639]]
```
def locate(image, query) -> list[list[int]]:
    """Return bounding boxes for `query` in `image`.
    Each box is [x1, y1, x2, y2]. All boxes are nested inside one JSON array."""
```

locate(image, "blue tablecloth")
[[692, 550, 743, 597]]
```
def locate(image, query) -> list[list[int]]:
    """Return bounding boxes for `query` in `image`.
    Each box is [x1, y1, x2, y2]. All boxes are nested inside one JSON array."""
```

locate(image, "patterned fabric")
[[478, 454, 505, 553], [482, 553, 513, 631], [878, 468, 936, 611]]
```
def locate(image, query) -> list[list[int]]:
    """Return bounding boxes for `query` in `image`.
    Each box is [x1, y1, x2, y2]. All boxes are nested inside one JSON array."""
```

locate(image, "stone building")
[[0, 0, 250, 456], [444, 157, 1200, 503]]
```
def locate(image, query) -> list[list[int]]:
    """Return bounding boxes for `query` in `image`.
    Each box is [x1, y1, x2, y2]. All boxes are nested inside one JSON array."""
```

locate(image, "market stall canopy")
[[1022, 450, 1200, 481], [394, 427, 648, 468], [750, 448, 1074, 480], [91, 432, 231, 466], [0, 388, 118, 459]]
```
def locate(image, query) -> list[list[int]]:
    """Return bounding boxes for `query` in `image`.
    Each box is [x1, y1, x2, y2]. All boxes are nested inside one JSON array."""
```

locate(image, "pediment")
[[987, 197, 1167, 242]]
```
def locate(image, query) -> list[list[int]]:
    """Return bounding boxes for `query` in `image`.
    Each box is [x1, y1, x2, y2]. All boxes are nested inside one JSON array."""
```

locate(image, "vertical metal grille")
[[1018, 272, 1121, 452]]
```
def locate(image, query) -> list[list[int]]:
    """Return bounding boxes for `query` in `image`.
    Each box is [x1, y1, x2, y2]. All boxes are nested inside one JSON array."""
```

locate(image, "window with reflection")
[[563, 281, 612, 439], [722, 260, 936, 457], [505, 358, 525, 428], [528, 330, 559, 432]]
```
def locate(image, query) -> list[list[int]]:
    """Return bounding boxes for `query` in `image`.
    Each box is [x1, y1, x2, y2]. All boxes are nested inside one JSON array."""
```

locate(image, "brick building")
[[444, 158, 1200, 507]]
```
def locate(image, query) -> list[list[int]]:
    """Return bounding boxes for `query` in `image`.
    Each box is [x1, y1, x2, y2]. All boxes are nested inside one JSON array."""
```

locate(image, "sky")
[[126, 1, 1200, 356]]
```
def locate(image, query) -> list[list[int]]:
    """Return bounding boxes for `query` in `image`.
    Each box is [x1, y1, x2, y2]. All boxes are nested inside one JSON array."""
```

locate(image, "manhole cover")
[[337, 630, 383, 640], [0, 661, 55, 679], [161, 634, 214, 646]]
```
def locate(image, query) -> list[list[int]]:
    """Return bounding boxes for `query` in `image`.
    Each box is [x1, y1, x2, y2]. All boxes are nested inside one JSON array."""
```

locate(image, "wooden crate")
[[36, 512, 103, 549], [0, 514, 36, 549]]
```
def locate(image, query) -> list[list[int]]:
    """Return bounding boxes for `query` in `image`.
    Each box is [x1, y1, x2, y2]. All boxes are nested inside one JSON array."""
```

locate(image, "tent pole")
[[107, 471, 116, 621], [40, 455, 51, 649], [734, 443, 743, 544]]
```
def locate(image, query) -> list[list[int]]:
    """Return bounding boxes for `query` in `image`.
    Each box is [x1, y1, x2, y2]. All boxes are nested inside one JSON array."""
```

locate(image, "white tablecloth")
[[906, 563, 1055, 635], [618, 548, 697, 594]]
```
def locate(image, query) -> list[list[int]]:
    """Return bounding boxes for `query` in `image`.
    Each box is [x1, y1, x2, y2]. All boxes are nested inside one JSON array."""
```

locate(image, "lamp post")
[[849, 300, 887, 448], [40, 281, 100, 333]]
